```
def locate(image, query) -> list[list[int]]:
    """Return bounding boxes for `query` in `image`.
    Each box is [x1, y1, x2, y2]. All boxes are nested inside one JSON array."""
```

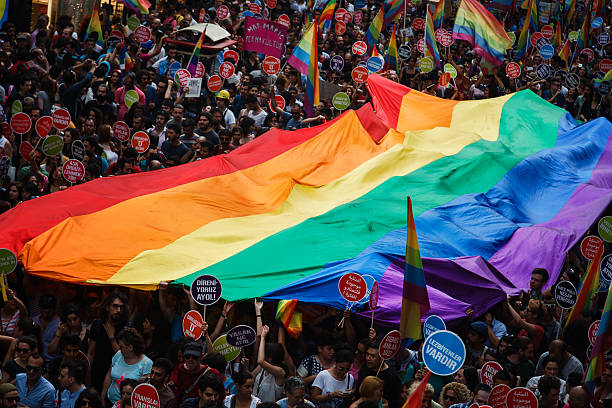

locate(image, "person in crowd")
[[49, 304, 87, 355], [253, 325, 286, 402], [0, 383, 19, 408], [15, 353, 55, 408], [277, 377, 314, 408], [448, 383, 491, 408], [0, 289, 27, 337], [438, 383, 470, 408], [529, 268, 550, 300], [74, 389, 104, 408], [357, 342, 402, 408], [538, 375, 563, 408], [2, 335, 37, 383], [172, 342, 220, 402], [348, 376, 384, 408], [535, 340, 584, 379], [453, 366, 479, 392], [406, 381, 441, 408], [297, 338, 336, 386], [180, 373, 225, 408], [311, 348, 355, 408], [58, 361, 87, 408], [148, 358, 178, 408], [223, 371, 260, 408]]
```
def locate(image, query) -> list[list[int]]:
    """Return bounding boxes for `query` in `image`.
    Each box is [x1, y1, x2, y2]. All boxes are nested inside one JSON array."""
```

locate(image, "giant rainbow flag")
[[1, 75, 612, 326]]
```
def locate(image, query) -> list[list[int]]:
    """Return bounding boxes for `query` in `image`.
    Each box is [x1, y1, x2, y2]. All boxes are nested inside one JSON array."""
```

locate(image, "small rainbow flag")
[[384, 0, 406, 26], [288, 19, 320, 116], [432, 0, 445, 30], [385, 25, 398, 71], [119, 42, 134, 72], [399, 197, 430, 345], [585, 282, 612, 394], [372, 45, 381, 58], [319, 0, 336, 32], [187, 24, 207, 76], [288, 20, 317, 76], [566, 0, 576, 25], [85, 2, 104, 51], [553, 20, 562, 47], [452, 0, 513, 65], [558, 39, 570, 67], [402, 371, 432, 408], [528, 0, 538, 34], [566, 247, 603, 329], [515, 0, 533, 59], [425, 7, 441, 68], [0, 0, 7, 29], [366, 6, 385, 46], [576, 0, 591, 51], [595, 69, 612, 85], [117, 0, 150, 14], [276, 299, 303, 339]]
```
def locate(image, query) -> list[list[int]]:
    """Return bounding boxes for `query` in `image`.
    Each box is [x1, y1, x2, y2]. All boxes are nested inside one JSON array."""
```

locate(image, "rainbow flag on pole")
[[528, 0, 538, 33], [585, 282, 612, 393], [553, 20, 562, 47], [366, 6, 385, 46], [276, 299, 303, 339], [85, 2, 104, 51], [385, 26, 398, 71], [566, 0, 576, 25], [0, 0, 7, 29], [452, 0, 513, 65], [319, 0, 336, 32], [558, 39, 570, 67], [566, 247, 603, 329], [117, 0, 150, 14], [399, 197, 430, 345], [187, 24, 207, 76], [384, 0, 406, 26], [425, 7, 441, 68], [288, 20, 317, 76], [514, 0, 533, 60], [288, 19, 319, 116], [576, 0, 591, 51], [432, 0, 445, 30], [119, 43, 134, 72]]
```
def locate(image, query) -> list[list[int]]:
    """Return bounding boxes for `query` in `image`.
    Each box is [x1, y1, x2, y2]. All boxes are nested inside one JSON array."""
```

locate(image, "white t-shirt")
[[312, 369, 354, 408], [224, 394, 260, 408]]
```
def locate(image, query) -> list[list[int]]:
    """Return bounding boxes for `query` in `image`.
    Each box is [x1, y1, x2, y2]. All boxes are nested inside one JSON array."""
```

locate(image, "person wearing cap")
[[215, 90, 236, 130], [0, 383, 19, 408], [465, 322, 488, 366], [171, 342, 221, 402], [15, 354, 55, 408]]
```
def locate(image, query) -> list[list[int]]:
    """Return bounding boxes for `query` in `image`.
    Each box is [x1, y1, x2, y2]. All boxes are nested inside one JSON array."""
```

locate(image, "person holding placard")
[[447, 383, 491, 408], [311, 349, 355, 408], [538, 375, 563, 408], [253, 325, 285, 403], [505, 298, 546, 353], [356, 342, 402, 408]]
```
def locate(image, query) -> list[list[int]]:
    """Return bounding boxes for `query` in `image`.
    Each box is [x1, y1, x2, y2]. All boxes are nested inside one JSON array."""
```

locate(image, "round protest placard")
[[413, 18, 425, 31], [131, 131, 150, 154], [530, 32, 543, 48], [217, 5, 229, 20], [269, 95, 286, 111], [488, 385, 511, 408], [227, 325, 257, 347], [335, 21, 346, 35], [592, 16, 603, 29], [581, 48, 594, 62], [11, 112, 31, 134], [52, 108, 71, 130], [352, 66, 369, 83], [224, 50, 239, 65], [366, 56, 384, 73], [131, 384, 160, 408], [182, 310, 204, 340], [422, 330, 466, 376], [249, 3, 261, 14], [19, 141, 33, 161], [419, 57, 434, 73], [278, 14, 290, 26], [435, 28, 447, 43], [417, 38, 425, 53], [398, 45, 411, 61], [199, 8, 206, 22], [208, 75, 223, 93], [506, 62, 521, 79], [194, 62, 205, 78], [11, 100, 22, 115], [568, 31, 579, 41], [1, 122, 10, 138], [124, 90, 139, 109], [601, 254, 612, 281], [113, 121, 130, 142], [507, 32, 516, 44], [213, 334, 241, 362], [506, 387, 537, 408], [219, 62, 235, 79], [338, 273, 367, 302], [424, 315, 446, 338], [600, 33, 611, 46], [581, 235, 603, 260], [127, 16, 140, 31], [335, 7, 347, 21], [439, 72, 451, 87], [589, 320, 600, 344], [332, 92, 350, 110], [440, 32, 453, 47], [539, 44, 554, 60], [369, 281, 379, 310], [62, 159, 85, 183], [444, 63, 457, 78], [267, 0, 277, 8], [42, 135, 63, 156], [190, 274, 223, 306], [343, 11, 352, 23], [0, 248, 17, 275], [480, 361, 503, 387], [175, 69, 191, 87], [330, 55, 344, 72], [565, 73, 580, 89], [262, 56, 280, 75], [352, 41, 367, 56], [354, 10, 363, 24], [134, 26, 151, 43], [168, 61, 181, 79], [541, 24, 554, 38], [536, 64, 552, 80], [379, 330, 401, 360], [555, 281, 577, 309], [35, 116, 53, 139], [72, 140, 85, 162], [599, 82, 611, 96]]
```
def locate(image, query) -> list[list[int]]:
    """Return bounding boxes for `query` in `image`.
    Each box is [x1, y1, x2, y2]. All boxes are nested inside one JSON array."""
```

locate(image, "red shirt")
[[171, 364, 221, 402]]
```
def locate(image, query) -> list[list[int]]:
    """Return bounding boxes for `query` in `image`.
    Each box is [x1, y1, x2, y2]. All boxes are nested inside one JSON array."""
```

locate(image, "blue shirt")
[[106, 351, 153, 404], [60, 386, 86, 408], [15, 373, 56, 408]]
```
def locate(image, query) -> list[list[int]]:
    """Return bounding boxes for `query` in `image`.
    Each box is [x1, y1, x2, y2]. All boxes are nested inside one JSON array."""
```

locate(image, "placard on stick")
[[506, 387, 537, 408], [422, 330, 466, 376], [226, 325, 257, 347], [182, 310, 204, 340], [131, 383, 160, 408], [379, 330, 401, 360], [190, 274, 223, 306], [480, 361, 502, 387]]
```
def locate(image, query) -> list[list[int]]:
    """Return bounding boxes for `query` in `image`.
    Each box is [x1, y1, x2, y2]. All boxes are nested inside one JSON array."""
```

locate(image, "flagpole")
[[404, 0, 407, 29]]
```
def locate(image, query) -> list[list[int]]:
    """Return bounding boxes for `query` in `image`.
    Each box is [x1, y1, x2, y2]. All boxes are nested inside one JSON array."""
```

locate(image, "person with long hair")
[[75, 389, 104, 408], [224, 371, 260, 408], [253, 325, 286, 403], [349, 376, 385, 408], [311, 349, 355, 408]]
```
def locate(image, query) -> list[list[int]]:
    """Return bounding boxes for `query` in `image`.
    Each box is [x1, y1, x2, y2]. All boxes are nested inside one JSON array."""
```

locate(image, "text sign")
[[423, 315, 446, 338], [131, 384, 160, 408], [42, 136, 63, 156], [182, 310, 204, 340], [581, 235, 603, 260], [506, 62, 521, 79], [601, 254, 612, 281], [52, 108, 71, 130], [226, 325, 257, 347], [113, 121, 130, 142], [554, 281, 577, 309], [369, 281, 379, 310], [213, 334, 241, 362], [11, 112, 31, 134], [35, 116, 53, 138], [62, 159, 85, 183], [422, 330, 466, 376], [599, 216, 612, 242], [379, 330, 401, 360], [506, 388, 537, 408], [480, 361, 503, 386], [338, 272, 367, 302], [190, 274, 223, 306], [131, 131, 150, 154], [0, 248, 17, 275], [488, 385, 511, 408]]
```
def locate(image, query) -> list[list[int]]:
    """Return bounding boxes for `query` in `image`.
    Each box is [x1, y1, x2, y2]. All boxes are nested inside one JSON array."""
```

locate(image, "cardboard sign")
[[134, 26, 151, 43], [227, 325, 257, 347], [419, 57, 434, 73], [124, 90, 139, 109], [71, 140, 85, 162], [35, 116, 53, 138], [541, 24, 554, 38], [554, 281, 577, 309], [506, 62, 521, 79], [269, 95, 285, 111], [0, 248, 17, 275], [219, 62, 235, 79], [506, 388, 537, 408], [369, 281, 379, 310], [194, 62, 205, 78], [208, 75, 223, 93], [131, 384, 160, 408], [277, 14, 290, 27], [62, 159, 85, 183], [480, 361, 503, 386], [352, 66, 369, 83], [489, 384, 511, 408], [423, 330, 466, 376], [182, 310, 204, 340], [113, 121, 130, 142], [352, 41, 367, 56], [262, 56, 281, 75], [581, 235, 603, 260], [379, 330, 401, 360], [536, 64, 552, 80], [423, 315, 446, 338], [335, 21, 346, 35], [330, 55, 344, 72], [338, 273, 368, 302], [217, 5, 229, 19], [190, 274, 223, 306], [175, 69, 191, 87], [42, 135, 63, 156], [131, 131, 150, 153], [11, 112, 31, 134], [224, 50, 239, 64], [213, 334, 241, 362], [413, 18, 425, 31], [444, 63, 457, 78], [52, 108, 71, 130], [565, 73, 580, 89], [185, 78, 203, 98]]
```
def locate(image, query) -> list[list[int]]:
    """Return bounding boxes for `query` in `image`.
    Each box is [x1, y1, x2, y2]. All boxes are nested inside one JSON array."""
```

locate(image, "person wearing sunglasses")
[[437, 382, 470, 408], [0, 383, 19, 408], [15, 354, 55, 408]]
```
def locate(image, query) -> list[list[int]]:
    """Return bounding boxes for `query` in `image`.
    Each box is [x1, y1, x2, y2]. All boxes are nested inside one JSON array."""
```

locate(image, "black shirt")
[[357, 364, 402, 408]]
